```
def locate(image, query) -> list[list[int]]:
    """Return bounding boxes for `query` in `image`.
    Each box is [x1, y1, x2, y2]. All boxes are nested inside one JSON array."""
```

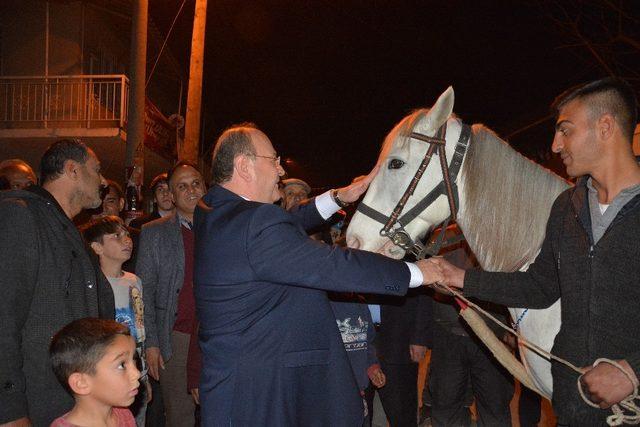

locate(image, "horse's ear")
[[424, 86, 455, 130]]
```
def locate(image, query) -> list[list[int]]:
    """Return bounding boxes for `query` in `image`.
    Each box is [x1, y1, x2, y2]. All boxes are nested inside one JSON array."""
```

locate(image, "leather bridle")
[[356, 121, 471, 259]]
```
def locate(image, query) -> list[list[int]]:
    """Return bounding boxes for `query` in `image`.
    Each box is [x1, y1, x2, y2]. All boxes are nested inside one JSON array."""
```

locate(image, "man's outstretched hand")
[[430, 257, 466, 290], [415, 258, 443, 285], [336, 165, 380, 204]]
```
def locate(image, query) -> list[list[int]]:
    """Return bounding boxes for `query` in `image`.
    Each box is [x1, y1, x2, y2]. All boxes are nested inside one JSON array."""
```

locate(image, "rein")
[[357, 121, 471, 258]]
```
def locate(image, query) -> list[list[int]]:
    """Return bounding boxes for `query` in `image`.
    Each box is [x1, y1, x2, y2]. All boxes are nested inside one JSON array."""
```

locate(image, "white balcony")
[[0, 74, 129, 138]]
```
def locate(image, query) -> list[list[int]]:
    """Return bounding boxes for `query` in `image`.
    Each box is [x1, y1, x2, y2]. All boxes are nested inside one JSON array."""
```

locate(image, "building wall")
[[49, 2, 83, 75], [1, 0, 47, 75]]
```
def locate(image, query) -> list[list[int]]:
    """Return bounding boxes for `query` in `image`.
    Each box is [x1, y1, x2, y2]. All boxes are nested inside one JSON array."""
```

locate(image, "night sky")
[[151, 0, 640, 189]]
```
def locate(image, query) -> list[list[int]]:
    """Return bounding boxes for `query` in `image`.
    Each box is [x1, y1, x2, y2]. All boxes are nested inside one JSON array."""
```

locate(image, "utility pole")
[[126, 0, 148, 174], [182, 0, 208, 163]]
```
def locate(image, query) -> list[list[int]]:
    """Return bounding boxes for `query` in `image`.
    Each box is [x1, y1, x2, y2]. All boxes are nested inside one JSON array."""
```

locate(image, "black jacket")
[[367, 288, 433, 364], [465, 178, 640, 425], [0, 186, 114, 426]]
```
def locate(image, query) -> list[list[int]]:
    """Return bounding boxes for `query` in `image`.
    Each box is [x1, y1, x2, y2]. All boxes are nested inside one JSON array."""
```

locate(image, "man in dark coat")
[[193, 123, 442, 426], [434, 78, 640, 425], [129, 172, 175, 230], [0, 139, 115, 426], [364, 286, 432, 427]]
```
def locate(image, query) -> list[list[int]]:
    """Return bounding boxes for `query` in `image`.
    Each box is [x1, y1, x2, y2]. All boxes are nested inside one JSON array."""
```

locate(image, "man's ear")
[[597, 113, 615, 141], [118, 197, 125, 212], [68, 372, 92, 396], [63, 159, 80, 181], [90, 241, 104, 256], [234, 155, 253, 182]]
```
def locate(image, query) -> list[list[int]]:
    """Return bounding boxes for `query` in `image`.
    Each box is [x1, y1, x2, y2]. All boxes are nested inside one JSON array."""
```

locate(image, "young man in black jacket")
[[433, 78, 640, 425]]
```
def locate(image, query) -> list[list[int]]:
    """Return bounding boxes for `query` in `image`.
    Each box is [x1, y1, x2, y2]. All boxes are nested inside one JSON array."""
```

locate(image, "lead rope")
[[431, 281, 640, 426]]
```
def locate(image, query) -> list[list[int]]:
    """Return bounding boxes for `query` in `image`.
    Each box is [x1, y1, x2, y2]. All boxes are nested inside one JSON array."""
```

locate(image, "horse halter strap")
[[357, 122, 471, 258]]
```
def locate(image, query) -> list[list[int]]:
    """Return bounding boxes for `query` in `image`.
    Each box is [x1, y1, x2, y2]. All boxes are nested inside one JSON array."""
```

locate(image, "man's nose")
[[551, 135, 562, 154], [277, 164, 285, 177], [100, 175, 108, 186]]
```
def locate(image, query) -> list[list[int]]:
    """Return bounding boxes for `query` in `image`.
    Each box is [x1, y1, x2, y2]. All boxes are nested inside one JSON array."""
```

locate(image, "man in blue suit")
[[194, 123, 442, 426]]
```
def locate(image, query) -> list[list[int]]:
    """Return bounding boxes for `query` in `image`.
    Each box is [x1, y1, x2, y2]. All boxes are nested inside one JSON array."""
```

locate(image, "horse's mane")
[[459, 125, 571, 272]]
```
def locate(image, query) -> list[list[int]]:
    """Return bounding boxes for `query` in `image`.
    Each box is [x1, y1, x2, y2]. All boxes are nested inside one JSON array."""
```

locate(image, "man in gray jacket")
[[136, 161, 205, 426], [0, 139, 114, 426]]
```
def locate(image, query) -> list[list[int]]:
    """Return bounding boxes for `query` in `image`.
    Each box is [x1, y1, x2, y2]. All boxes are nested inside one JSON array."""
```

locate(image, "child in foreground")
[[49, 318, 140, 427]]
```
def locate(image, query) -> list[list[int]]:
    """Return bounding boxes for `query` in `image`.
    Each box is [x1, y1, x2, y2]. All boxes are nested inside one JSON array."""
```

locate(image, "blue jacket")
[[193, 185, 411, 426]]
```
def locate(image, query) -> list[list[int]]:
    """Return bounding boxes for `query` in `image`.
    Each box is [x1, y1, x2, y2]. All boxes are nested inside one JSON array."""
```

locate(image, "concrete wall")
[[0, 136, 172, 187]]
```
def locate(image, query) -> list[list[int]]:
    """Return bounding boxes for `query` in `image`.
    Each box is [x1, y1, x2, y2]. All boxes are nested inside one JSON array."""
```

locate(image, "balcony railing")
[[0, 74, 129, 130]]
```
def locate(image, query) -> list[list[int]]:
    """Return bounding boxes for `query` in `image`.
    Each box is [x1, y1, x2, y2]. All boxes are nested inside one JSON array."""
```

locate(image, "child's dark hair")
[[80, 215, 126, 245], [50, 318, 130, 394]]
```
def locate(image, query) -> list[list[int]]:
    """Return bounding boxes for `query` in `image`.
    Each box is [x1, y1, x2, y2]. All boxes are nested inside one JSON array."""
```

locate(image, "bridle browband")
[[356, 121, 471, 259]]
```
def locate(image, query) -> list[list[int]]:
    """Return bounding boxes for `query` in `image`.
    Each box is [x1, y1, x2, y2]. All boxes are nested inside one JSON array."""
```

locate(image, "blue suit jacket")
[[193, 185, 411, 426]]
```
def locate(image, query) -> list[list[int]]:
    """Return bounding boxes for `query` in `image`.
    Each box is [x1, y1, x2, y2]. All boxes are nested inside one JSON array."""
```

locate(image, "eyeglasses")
[[253, 154, 281, 166]]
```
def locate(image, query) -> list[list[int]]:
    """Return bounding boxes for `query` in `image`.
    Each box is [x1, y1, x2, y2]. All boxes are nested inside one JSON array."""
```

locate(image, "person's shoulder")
[[113, 407, 136, 426], [141, 213, 176, 232], [49, 413, 75, 427], [251, 202, 292, 223], [0, 188, 43, 209], [550, 182, 578, 210], [0, 190, 43, 226], [121, 271, 141, 286], [129, 213, 153, 229]]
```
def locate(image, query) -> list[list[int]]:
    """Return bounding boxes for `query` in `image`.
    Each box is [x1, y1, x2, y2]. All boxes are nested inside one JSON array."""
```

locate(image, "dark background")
[[150, 0, 640, 188]]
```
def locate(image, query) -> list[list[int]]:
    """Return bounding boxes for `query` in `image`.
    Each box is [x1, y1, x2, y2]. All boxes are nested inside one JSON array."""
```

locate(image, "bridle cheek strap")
[[356, 122, 471, 258]]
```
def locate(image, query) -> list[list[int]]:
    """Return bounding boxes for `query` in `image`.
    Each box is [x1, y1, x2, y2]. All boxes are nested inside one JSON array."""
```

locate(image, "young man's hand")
[[580, 360, 637, 408], [430, 257, 466, 289]]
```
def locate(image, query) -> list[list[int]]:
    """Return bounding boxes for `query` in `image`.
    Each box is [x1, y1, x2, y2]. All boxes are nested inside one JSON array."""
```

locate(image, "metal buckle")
[[380, 226, 414, 251]]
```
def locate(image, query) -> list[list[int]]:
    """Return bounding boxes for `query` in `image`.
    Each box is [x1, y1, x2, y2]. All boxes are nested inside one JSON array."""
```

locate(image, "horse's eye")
[[388, 159, 405, 170]]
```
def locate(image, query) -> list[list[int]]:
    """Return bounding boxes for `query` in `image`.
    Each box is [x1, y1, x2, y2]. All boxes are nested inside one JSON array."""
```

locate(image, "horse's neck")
[[455, 130, 570, 272]]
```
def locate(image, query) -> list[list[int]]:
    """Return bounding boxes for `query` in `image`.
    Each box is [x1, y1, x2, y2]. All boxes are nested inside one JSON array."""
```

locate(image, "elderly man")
[[194, 123, 442, 426], [433, 77, 640, 426], [281, 177, 311, 209], [0, 139, 114, 426], [136, 161, 206, 427], [0, 159, 37, 190]]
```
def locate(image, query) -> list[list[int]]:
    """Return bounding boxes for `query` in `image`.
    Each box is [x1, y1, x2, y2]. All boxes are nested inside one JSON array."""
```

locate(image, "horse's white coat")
[[347, 88, 570, 398]]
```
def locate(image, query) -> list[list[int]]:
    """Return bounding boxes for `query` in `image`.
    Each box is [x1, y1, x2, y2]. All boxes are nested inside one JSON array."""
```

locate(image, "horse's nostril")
[[347, 236, 360, 249]]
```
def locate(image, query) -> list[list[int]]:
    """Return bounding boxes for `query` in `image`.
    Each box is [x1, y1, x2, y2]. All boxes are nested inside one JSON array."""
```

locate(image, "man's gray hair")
[[211, 123, 258, 184]]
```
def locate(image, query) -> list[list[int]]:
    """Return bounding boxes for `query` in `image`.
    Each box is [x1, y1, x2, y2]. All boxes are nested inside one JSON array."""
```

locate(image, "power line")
[[146, 0, 188, 88]]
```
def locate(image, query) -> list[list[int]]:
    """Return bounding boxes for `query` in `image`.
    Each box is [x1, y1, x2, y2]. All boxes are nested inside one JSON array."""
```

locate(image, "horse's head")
[[347, 87, 464, 258]]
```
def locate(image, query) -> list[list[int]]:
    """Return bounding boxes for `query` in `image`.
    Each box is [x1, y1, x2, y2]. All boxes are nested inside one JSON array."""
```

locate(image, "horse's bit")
[[356, 121, 471, 259]]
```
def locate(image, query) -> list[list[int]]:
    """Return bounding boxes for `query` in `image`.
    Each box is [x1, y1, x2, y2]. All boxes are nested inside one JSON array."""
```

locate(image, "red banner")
[[144, 98, 177, 161]]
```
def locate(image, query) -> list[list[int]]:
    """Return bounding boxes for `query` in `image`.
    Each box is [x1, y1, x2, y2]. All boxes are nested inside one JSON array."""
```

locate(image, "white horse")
[[346, 87, 571, 398]]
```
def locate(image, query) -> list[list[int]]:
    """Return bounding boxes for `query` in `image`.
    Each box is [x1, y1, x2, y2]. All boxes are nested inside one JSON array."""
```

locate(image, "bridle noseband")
[[356, 121, 471, 259]]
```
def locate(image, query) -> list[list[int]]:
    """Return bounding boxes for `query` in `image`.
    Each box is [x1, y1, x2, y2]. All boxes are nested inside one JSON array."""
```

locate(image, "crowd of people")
[[0, 76, 638, 427]]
